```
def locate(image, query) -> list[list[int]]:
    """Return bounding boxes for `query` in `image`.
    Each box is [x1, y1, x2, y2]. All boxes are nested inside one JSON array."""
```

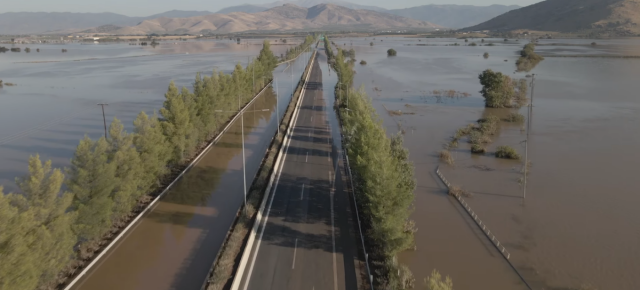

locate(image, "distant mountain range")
[[0, 10, 214, 34], [216, 2, 520, 28], [386, 4, 520, 29], [216, 0, 387, 14], [114, 3, 439, 35], [0, 1, 525, 35], [463, 0, 640, 36]]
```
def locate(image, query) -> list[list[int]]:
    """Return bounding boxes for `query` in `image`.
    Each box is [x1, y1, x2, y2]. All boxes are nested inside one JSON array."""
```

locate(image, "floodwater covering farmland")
[[0, 38, 313, 289], [339, 36, 640, 290], [0, 39, 302, 189]]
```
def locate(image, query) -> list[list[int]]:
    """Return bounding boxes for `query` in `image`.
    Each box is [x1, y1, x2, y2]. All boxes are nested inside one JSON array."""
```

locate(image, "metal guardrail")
[[435, 167, 511, 259], [435, 166, 534, 290]]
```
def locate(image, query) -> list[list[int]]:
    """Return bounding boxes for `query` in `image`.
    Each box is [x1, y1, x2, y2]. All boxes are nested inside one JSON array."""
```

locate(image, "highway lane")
[[66, 54, 312, 290], [240, 47, 360, 290]]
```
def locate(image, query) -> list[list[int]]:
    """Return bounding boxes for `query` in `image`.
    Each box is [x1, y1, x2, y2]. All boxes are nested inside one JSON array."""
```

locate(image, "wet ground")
[[339, 36, 640, 290]]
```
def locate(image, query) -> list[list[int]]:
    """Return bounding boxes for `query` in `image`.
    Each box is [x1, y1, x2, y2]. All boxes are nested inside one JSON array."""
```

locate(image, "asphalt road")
[[239, 48, 360, 290]]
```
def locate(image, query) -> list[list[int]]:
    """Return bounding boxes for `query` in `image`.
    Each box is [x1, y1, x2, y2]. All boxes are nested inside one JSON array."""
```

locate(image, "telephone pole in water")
[[97, 103, 108, 138]]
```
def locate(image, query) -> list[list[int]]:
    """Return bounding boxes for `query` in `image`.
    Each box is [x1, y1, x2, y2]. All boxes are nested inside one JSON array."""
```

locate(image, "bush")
[[449, 186, 471, 198], [516, 43, 544, 72], [483, 52, 489, 59], [387, 48, 397, 56], [370, 42, 374, 46], [495, 145, 521, 159], [591, 42, 597, 46], [439, 150, 454, 165], [469, 42, 477, 46], [487, 43, 495, 46], [504, 112, 525, 123], [471, 144, 486, 154], [360, 60, 367, 65], [25, 47, 31, 53]]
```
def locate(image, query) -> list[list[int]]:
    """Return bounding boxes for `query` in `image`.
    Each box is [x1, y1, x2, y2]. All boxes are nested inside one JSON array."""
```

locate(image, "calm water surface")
[[342, 36, 640, 290]]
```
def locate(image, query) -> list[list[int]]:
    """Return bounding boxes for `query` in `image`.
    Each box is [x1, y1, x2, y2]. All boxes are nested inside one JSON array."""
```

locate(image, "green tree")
[[160, 81, 193, 164], [134, 111, 171, 192], [425, 270, 453, 290], [0, 156, 76, 290], [478, 69, 515, 108], [108, 118, 144, 223], [67, 136, 116, 242], [257, 40, 278, 79]]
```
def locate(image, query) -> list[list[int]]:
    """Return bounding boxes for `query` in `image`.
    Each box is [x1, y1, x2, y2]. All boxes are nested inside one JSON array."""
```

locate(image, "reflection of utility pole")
[[528, 74, 536, 135], [97, 103, 108, 138]]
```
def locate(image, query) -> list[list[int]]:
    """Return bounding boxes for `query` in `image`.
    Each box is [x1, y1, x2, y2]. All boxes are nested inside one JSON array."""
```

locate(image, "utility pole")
[[97, 103, 108, 138], [523, 138, 528, 199], [528, 74, 536, 135], [276, 78, 280, 137]]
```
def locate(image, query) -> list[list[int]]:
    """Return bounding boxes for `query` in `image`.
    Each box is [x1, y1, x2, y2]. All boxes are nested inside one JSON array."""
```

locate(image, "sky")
[[0, 0, 543, 16]]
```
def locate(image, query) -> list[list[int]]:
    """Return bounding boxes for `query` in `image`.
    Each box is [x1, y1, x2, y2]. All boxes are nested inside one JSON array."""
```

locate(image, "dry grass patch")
[[449, 185, 472, 197]]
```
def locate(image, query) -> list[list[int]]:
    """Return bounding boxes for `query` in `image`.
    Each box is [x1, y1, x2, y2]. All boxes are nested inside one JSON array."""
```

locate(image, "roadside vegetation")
[[387, 48, 397, 56], [516, 43, 544, 72], [327, 37, 418, 289], [0, 41, 280, 290], [424, 270, 454, 290], [360, 60, 367, 65], [281, 35, 315, 62]]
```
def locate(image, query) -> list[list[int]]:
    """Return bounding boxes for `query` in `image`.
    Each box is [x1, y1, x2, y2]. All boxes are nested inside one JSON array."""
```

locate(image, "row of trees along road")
[[325, 37, 419, 289], [0, 41, 279, 290], [281, 34, 316, 62]]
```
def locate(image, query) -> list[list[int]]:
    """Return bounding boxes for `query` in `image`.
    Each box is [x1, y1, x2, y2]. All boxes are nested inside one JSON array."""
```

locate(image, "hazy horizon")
[[1, 0, 541, 17]]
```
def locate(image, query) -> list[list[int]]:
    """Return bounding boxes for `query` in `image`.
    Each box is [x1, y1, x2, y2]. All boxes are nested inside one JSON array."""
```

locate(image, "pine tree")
[[134, 111, 171, 193], [257, 40, 278, 79], [0, 156, 76, 290], [160, 81, 192, 164], [108, 118, 144, 224], [67, 136, 116, 242]]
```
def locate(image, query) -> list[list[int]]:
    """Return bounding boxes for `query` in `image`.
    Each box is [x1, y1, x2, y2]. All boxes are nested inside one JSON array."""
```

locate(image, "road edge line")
[[231, 50, 316, 290]]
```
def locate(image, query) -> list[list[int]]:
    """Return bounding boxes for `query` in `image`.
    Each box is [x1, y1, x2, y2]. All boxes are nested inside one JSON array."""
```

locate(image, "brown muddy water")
[[341, 36, 640, 290]]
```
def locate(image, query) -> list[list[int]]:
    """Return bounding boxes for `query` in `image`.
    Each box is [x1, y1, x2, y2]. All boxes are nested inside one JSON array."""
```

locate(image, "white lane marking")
[[241, 61, 312, 290], [292, 238, 298, 269], [301, 184, 305, 200], [306, 152, 309, 162]]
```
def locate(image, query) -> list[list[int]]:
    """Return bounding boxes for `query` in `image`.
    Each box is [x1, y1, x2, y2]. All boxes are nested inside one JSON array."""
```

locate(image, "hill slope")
[[0, 10, 214, 34], [387, 4, 520, 28], [216, 0, 386, 14], [117, 3, 439, 34], [463, 0, 640, 36]]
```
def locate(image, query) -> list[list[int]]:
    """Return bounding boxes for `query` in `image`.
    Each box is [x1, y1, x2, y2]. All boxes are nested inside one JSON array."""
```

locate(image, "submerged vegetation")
[[327, 37, 417, 289], [0, 41, 280, 290], [439, 150, 454, 165], [516, 43, 544, 72], [504, 112, 525, 123], [495, 145, 521, 160]]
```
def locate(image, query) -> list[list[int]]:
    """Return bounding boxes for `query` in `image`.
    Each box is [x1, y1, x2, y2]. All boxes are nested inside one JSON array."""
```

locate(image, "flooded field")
[[340, 36, 640, 290], [0, 39, 304, 190]]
